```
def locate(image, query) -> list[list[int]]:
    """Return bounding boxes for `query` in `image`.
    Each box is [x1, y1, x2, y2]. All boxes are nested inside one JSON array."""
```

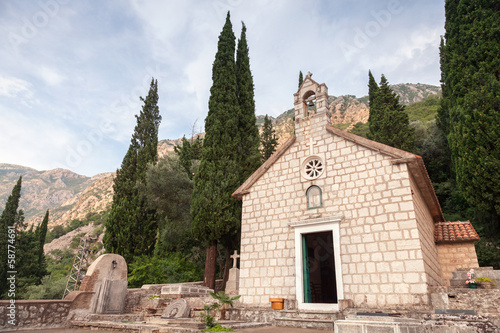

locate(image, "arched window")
[[306, 185, 322, 209]]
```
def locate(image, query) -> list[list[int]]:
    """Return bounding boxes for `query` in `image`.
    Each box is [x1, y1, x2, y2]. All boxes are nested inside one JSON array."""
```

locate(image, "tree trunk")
[[220, 250, 231, 292], [204, 242, 217, 289]]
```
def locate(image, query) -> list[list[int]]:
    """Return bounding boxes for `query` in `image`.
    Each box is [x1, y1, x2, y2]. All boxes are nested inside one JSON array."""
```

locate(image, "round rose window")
[[303, 157, 324, 180]]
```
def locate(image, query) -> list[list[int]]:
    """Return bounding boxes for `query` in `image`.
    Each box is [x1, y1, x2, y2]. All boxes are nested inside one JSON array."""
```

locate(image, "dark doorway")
[[302, 231, 337, 303]]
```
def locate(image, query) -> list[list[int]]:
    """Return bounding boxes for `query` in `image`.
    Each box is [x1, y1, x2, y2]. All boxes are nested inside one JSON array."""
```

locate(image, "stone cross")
[[307, 137, 317, 156], [230, 250, 240, 268]]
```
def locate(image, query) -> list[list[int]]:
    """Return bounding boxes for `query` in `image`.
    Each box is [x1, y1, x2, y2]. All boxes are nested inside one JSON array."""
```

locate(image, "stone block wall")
[[438, 244, 480, 285], [239, 111, 439, 309], [409, 173, 443, 287], [0, 300, 71, 329]]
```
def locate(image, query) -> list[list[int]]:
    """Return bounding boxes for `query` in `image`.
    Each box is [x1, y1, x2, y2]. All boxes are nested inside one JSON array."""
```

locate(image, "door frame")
[[291, 216, 343, 311]]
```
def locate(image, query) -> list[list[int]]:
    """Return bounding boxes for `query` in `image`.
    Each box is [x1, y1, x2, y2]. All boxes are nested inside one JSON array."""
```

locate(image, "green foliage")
[[367, 73, 415, 151], [128, 254, 203, 288], [209, 291, 241, 308], [405, 94, 440, 123], [37, 211, 49, 262], [18, 248, 75, 299], [0, 177, 31, 298], [174, 136, 203, 179], [349, 122, 369, 138], [260, 115, 278, 161], [331, 123, 351, 131], [203, 324, 234, 332], [439, 0, 500, 219], [298, 71, 303, 88], [475, 276, 494, 283], [236, 22, 262, 183], [144, 155, 200, 258], [45, 211, 109, 243], [191, 12, 242, 251], [200, 304, 219, 329], [18, 275, 67, 300], [104, 78, 162, 263]]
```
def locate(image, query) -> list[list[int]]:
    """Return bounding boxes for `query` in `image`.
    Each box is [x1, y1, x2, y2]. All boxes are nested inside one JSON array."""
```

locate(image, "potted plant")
[[476, 277, 495, 289], [466, 269, 477, 289]]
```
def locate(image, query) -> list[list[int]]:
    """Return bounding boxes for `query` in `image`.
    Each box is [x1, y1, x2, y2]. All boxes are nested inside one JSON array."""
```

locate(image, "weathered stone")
[[86, 254, 128, 314], [161, 298, 190, 318], [161, 283, 213, 297]]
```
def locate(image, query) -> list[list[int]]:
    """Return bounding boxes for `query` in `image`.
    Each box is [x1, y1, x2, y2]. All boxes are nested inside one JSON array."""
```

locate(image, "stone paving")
[[13, 327, 329, 333]]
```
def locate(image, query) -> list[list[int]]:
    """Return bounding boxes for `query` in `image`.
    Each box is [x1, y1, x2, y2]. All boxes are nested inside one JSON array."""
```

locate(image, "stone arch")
[[302, 90, 317, 117]]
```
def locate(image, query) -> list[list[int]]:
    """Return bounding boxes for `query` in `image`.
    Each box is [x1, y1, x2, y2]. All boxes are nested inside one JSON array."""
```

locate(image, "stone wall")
[[0, 300, 71, 330], [410, 173, 444, 287], [0, 291, 93, 331], [239, 104, 438, 309], [431, 286, 500, 328], [438, 244, 480, 285]]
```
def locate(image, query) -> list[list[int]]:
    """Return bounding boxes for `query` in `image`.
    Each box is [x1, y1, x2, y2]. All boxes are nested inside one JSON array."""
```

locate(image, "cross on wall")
[[307, 137, 317, 156]]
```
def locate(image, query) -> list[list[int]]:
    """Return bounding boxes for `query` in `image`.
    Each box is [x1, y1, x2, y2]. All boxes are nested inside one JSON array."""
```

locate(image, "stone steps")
[[71, 319, 201, 332], [275, 317, 335, 330], [273, 310, 340, 331]]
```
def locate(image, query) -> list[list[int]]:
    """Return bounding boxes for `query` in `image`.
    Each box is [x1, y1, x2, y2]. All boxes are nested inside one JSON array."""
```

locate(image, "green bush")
[[203, 324, 234, 332], [18, 275, 67, 300], [128, 253, 203, 288]]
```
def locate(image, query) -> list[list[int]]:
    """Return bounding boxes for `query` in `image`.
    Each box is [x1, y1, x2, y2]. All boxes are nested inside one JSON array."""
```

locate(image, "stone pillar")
[[225, 251, 240, 295]]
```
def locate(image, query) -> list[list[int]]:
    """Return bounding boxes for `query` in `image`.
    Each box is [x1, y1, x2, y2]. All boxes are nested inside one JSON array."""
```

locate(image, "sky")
[[0, 0, 445, 176]]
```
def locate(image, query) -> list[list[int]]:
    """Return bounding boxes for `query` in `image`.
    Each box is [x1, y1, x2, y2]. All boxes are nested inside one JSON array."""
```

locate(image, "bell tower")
[[293, 72, 330, 141]]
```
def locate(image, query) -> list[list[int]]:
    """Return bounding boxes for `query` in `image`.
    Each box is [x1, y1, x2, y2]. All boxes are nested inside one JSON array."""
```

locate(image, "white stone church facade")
[[233, 73, 479, 311]]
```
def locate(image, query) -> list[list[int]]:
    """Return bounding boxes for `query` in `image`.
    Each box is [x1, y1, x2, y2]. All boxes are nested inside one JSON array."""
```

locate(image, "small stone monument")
[[80, 254, 128, 314], [161, 298, 190, 318], [225, 250, 240, 295]]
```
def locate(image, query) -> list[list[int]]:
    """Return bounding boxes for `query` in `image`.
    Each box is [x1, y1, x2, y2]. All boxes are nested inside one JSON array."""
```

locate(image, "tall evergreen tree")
[[0, 177, 23, 298], [34, 210, 49, 281], [439, 0, 500, 218], [261, 115, 278, 161], [367, 73, 415, 151], [191, 12, 241, 289], [298, 71, 304, 88], [367, 70, 380, 136], [236, 22, 261, 183], [104, 79, 162, 263]]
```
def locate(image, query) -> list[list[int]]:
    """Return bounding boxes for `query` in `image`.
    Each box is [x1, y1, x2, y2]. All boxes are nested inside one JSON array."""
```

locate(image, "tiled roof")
[[434, 221, 480, 243]]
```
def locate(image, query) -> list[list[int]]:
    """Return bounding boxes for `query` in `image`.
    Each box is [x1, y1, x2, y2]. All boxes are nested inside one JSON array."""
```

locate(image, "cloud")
[[0, 76, 32, 98], [0, 0, 447, 176], [38, 66, 65, 86]]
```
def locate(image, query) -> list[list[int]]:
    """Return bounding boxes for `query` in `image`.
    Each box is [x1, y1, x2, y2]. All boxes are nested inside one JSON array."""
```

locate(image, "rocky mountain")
[[1, 83, 440, 232], [0, 163, 114, 228], [267, 83, 440, 140]]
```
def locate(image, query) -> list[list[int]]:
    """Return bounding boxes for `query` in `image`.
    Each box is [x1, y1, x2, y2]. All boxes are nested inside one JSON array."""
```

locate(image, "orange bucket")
[[269, 298, 284, 310]]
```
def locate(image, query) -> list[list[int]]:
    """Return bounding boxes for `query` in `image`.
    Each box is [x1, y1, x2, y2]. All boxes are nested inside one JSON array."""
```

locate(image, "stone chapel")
[[233, 73, 480, 311]]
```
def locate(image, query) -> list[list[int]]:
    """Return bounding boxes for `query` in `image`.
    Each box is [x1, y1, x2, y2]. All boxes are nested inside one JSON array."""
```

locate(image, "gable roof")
[[434, 221, 480, 243], [233, 125, 445, 222]]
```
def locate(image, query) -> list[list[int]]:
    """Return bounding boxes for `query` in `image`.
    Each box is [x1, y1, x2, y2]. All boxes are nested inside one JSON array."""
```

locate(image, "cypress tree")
[[261, 115, 278, 161], [191, 12, 241, 289], [236, 22, 261, 183], [34, 210, 49, 281], [298, 71, 304, 88], [104, 79, 162, 263], [367, 70, 380, 136], [0, 177, 23, 298], [367, 74, 415, 151], [440, 0, 500, 217]]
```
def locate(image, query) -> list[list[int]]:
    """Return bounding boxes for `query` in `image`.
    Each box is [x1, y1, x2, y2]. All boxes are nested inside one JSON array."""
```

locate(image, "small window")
[[307, 185, 322, 209]]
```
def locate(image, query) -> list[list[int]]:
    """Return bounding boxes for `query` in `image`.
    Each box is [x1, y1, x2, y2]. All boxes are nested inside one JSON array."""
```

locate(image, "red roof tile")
[[434, 221, 480, 243]]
